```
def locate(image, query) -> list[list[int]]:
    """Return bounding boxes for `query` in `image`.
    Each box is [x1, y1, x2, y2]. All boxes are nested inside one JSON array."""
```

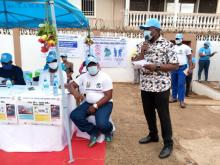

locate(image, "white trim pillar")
[[164, 0, 167, 12], [195, 0, 200, 13], [174, 0, 179, 27], [147, 0, 151, 11], [216, 0, 220, 13], [124, 0, 130, 26]]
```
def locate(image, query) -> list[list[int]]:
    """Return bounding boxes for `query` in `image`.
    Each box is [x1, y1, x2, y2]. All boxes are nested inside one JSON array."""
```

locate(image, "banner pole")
[[49, 0, 74, 163]]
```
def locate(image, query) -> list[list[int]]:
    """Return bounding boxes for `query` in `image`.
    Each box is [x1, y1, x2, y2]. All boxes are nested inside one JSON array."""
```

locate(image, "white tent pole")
[[49, 0, 74, 163]]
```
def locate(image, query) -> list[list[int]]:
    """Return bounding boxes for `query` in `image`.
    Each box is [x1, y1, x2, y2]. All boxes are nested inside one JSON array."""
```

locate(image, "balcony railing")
[[126, 11, 220, 32]]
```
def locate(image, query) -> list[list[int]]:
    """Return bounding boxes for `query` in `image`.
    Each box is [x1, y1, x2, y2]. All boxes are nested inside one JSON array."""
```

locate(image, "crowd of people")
[[0, 18, 218, 159]]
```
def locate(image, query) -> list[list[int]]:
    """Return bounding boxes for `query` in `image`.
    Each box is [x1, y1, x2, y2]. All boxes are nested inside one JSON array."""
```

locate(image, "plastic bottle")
[[6, 79, 12, 88], [26, 78, 32, 87], [43, 79, 49, 93], [53, 75, 59, 96]]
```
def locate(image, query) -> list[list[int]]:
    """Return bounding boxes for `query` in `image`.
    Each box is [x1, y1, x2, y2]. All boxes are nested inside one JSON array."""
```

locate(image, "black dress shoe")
[[159, 145, 173, 159], [139, 135, 159, 144]]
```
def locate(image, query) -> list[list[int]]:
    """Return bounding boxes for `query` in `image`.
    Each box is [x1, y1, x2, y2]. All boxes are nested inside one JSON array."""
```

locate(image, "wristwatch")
[[155, 64, 161, 71], [93, 103, 98, 109]]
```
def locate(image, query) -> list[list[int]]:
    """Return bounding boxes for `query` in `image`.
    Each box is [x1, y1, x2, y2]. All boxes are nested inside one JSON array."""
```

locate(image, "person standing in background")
[[170, 33, 193, 108], [198, 41, 217, 82], [185, 50, 196, 97], [61, 54, 73, 83]]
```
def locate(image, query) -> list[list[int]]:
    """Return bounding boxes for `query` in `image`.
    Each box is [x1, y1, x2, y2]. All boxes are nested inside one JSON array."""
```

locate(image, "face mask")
[[48, 62, 58, 70], [87, 66, 98, 76], [175, 39, 182, 44], [2, 63, 12, 70], [204, 44, 209, 49], [144, 30, 153, 41]]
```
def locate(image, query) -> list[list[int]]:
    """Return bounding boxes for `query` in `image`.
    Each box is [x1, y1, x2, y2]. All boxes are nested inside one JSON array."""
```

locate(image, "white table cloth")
[[0, 86, 76, 152]]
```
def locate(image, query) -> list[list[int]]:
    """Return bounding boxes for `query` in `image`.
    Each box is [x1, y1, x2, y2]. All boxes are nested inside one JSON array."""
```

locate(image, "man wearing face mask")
[[39, 51, 67, 86], [0, 53, 26, 85], [198, 41, 217, 82], [170, 33, 192, 108], [67, 56, 113, 148], [132, 18, 179, 159]]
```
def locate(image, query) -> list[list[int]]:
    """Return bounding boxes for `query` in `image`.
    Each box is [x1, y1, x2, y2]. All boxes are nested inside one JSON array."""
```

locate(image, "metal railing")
[[126, 11, 220, 32]]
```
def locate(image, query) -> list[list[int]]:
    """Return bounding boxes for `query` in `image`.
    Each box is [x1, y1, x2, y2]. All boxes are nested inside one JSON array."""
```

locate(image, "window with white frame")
[[81, 0, 95, 17]]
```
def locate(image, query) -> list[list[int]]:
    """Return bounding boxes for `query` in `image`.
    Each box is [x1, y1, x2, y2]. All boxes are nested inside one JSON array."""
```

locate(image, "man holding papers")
[[132, 18, 178, 159]]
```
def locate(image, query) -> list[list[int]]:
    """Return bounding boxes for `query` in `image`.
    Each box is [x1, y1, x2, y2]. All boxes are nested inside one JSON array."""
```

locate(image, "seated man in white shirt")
[[39, 51, 67, 87], [67, 56, 113, 147]]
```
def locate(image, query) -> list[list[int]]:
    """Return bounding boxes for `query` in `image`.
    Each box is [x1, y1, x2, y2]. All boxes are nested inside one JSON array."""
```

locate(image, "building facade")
[[70, 0, 220, 32]]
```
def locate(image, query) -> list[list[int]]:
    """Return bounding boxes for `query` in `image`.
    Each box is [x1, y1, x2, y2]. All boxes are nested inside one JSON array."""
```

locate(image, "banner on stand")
[[85, 37, 127, 68]]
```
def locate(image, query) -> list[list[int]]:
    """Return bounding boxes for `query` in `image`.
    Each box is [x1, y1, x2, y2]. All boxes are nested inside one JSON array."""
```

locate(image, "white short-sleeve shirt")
[[75, 71, 113, 104], [174, 44, 191, 66]]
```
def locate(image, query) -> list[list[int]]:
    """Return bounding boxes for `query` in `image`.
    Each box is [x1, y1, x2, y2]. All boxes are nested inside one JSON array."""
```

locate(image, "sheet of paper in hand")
[[183, 68, 189, 76], [132, 60, 150, 69]]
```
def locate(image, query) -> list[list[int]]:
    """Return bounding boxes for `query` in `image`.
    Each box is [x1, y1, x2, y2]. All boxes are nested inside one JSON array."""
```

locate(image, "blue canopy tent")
[[0, 0, 88, 28], [0, 0, 89, 163]]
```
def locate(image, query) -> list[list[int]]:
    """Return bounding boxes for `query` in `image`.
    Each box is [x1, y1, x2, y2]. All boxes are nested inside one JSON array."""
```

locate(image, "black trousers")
[[198, 60, 210, 81], [185, 73, 193, 96], [141, 89, 173, 146]]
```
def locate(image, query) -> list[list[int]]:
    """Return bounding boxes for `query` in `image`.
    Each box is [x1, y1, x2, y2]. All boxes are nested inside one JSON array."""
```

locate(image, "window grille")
[[82, 0, 95, 16]]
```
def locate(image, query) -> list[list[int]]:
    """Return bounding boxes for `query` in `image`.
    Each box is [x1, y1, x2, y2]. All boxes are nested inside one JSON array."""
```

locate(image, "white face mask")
[[175, 39, 182, 44], [144, 30, 153, 41], [48, 62, 58, 70]]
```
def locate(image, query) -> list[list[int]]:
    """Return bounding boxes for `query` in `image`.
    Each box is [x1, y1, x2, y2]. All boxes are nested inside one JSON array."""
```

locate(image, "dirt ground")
[[105, 83, 220, 165]]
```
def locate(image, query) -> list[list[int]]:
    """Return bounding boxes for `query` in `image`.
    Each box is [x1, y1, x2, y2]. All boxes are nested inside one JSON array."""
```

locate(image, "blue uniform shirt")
[[199, 47, 211, 61]]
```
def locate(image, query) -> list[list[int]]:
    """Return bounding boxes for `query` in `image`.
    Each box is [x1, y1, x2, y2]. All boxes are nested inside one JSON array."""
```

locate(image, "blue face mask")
[[204, 44, 209, 49], [87, 66, 98, 76], [144, 30, 152, 41], [2, 63, 12, 70]]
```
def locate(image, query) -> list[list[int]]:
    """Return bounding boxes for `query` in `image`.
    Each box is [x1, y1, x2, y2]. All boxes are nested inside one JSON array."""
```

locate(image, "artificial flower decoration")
[[84, 28, 94, 46], [37, 22, 57, 53], [84, 35, 94, 46]]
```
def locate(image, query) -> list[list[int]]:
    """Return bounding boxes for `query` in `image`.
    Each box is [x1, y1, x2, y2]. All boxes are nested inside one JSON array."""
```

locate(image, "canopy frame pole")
[[49, 0, 74, 163]]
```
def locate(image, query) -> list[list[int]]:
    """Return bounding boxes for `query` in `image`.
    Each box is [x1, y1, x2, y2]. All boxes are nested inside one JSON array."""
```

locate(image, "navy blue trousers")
[[70, 102, 113, 136]]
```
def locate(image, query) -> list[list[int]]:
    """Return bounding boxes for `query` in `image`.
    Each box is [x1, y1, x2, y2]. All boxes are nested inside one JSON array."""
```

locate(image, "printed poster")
[[17, 98, 34, 124], [50, 103, 61, 125], [85, 37, 127, 68], [58, 35, 83, 58], [33, 101, 51, 124], [0, 96, 17, 124]]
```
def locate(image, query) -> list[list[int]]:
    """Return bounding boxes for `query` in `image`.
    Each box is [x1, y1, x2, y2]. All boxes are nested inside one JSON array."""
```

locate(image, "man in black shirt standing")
[[0, 53, 25, 85]]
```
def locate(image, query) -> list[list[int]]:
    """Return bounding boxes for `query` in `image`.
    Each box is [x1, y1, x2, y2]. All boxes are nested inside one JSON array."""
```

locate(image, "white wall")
[[20, 35, 46, 71], [19, 34, 142, 82], [193, 41, 220, 81], [68, 0, 81, 10], [0, 34, 14, 67], [4, 32, 220, 82]]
